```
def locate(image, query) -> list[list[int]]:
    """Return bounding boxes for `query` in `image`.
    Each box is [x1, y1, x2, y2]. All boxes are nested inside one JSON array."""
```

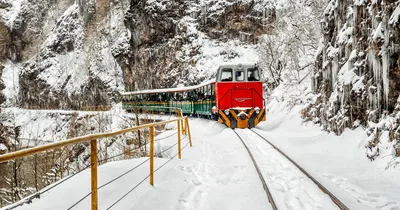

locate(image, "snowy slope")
[[6, 112, 400, 210], [259, 103, 400, 210]]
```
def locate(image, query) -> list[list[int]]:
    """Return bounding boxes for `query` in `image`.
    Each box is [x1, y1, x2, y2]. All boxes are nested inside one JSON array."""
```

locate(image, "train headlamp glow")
[[255, 107, 260, 114], [224, 109, 230, 115]]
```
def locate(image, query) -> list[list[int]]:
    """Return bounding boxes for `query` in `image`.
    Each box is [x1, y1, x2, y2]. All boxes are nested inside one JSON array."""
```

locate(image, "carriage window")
[[235, 70, 244, 81], [221, 68, 233, 81], [182, 91, 188, 100], [247, 68, 260, 81]]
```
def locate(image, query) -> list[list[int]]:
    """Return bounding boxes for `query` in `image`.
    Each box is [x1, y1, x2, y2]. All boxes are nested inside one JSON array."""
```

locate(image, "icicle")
[[382, 12, 390, 110]]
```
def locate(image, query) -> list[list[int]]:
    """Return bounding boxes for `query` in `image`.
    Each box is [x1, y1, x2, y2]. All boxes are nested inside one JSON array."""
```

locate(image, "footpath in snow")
[[7, 106, 400, 210], [10, 118, 271, 210]]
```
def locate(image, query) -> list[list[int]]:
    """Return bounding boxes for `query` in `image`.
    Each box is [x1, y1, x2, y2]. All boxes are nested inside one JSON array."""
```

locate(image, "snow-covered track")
[[232, 130, 278, 210], [247, 129, 350, 210]]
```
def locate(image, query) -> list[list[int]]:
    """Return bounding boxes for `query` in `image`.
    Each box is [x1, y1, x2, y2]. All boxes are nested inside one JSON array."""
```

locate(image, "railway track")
[[233, 129, 349, 210]]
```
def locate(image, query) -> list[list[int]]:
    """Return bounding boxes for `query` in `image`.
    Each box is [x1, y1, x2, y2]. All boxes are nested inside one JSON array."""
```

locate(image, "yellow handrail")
[[0, 109, 192, 210]]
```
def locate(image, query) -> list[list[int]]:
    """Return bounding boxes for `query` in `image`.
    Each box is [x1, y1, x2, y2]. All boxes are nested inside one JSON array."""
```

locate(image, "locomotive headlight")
[[239, 113, 247, 120], [255, 107, 260, 114], [224, 109, 230, 115]]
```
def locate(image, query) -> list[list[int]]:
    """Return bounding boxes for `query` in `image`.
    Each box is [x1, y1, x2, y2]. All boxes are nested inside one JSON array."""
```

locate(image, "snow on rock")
[[0, 0, 26, 29], [338, 24, 353, 45], [24, 4, 85, 92], [306, 0, 400, 155], [389, 4, 400, 26], [1, 60, 20, 106], [0, 143, 7, 152]]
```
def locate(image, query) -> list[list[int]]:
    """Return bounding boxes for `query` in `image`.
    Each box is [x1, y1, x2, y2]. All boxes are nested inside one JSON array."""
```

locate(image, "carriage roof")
[[120, 80, 215, 96]]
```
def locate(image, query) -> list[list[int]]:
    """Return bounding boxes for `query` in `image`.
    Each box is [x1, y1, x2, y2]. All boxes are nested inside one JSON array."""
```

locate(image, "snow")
[[336, 54, 364, 91], [372, 22, 384, 41], [327, 45, 339, 58], [1, 60, 20, 106], [237, 129, 339, 209], [7, 106, 400, 210], [354, 0, 366, 6], [338, 25, 353, 45], [9, 119, 272, 210], [389, 5, 400, 25], [258, 104, 400, 210], [0, 103, 154, 148], [0, 0, 25, 29], [0, 143, 7, 151], [2, 0, 400, 209], [173, 3, 261, 85]]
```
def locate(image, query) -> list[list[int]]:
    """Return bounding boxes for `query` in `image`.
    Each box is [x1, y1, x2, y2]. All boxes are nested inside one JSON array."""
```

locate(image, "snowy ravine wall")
[[116, 0, 275, 91], [0, 0, 275, 109], [303, 0, 400, 158]]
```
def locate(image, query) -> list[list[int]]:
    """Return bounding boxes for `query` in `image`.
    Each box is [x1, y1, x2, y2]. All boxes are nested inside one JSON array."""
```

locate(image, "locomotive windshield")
[[235, 70, 245, 81], [220, 68, 233, 81], [217, 64, 261, 82], [247, 68, 260, 81]]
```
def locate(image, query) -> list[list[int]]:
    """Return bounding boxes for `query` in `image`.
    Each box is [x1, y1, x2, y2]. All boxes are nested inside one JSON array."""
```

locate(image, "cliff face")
[[304, 0, 400, 158], [0, 0, 128, 109], [116, 0, 276, 91], [0, 0, 275, 109]]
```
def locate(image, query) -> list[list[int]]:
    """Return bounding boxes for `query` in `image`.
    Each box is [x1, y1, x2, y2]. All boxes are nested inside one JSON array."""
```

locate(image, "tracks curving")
[[233, 129, 350, 210], [232, 130, 278, 210]]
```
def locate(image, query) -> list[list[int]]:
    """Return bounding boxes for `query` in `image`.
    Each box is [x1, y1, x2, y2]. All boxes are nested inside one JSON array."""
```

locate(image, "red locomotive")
[[213, 63, 266, 128], [120, 63, 266, 128]]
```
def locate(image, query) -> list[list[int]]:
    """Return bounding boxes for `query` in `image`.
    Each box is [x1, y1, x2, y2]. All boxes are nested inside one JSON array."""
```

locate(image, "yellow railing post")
[[177, 120, 181, 159], [181, 118, 186, 135], [150, 126, 154, 185], [90, 139, 98, 210], [185, 118, 192, 147]]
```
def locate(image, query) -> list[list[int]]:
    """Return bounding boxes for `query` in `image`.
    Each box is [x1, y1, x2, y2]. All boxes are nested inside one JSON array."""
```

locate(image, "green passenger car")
[[120, 82, 216, 118]]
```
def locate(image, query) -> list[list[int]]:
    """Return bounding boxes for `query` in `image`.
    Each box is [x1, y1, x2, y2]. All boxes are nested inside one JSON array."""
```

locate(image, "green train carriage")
[[120, 82, 217, 118]]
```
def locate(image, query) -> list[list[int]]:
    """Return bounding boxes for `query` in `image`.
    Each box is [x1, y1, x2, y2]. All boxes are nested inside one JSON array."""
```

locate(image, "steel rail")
[[250, 129, 350, 210], [232, 130, 278, 210]]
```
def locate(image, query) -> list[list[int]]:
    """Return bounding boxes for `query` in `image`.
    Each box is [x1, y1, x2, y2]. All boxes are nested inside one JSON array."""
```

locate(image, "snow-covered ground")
[[259, 102, 400, 210], [6, 103, 400, 210]]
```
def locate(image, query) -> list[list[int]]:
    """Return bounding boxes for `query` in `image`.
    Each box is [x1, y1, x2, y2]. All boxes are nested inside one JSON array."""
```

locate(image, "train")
[[119, 63, 266, 128]]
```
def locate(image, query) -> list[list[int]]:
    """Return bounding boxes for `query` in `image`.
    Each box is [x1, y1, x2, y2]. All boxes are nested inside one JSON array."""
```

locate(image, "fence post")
[[185, 118, 192, 147], [182, 118, 186, 135], [90, 139, 98, 210], [177, 120, 181, 159], [150, 126, 154, 185]]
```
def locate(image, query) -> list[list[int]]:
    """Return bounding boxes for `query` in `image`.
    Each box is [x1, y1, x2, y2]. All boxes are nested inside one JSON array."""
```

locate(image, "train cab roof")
[[216, 63, 262, 82]]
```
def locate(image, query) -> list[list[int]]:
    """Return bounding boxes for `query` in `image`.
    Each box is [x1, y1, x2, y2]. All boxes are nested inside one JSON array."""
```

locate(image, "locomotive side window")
[[235, 70, 245, 81], [220, 68, 233, 81], [247, 68, 260, 81]]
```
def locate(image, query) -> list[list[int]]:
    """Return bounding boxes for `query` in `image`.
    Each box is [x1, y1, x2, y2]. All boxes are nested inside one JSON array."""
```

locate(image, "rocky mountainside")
[[0, 0, 277, 110], [303, 0, 400, 159]]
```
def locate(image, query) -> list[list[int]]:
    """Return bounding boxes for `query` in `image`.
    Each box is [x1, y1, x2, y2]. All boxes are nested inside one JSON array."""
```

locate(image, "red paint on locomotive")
[[213, 63, 266, 128], [215, 82, 263, 110]]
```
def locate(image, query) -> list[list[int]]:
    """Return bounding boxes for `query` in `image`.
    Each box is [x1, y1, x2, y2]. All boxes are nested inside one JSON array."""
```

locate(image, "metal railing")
[[0, 108, 192, 210]]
